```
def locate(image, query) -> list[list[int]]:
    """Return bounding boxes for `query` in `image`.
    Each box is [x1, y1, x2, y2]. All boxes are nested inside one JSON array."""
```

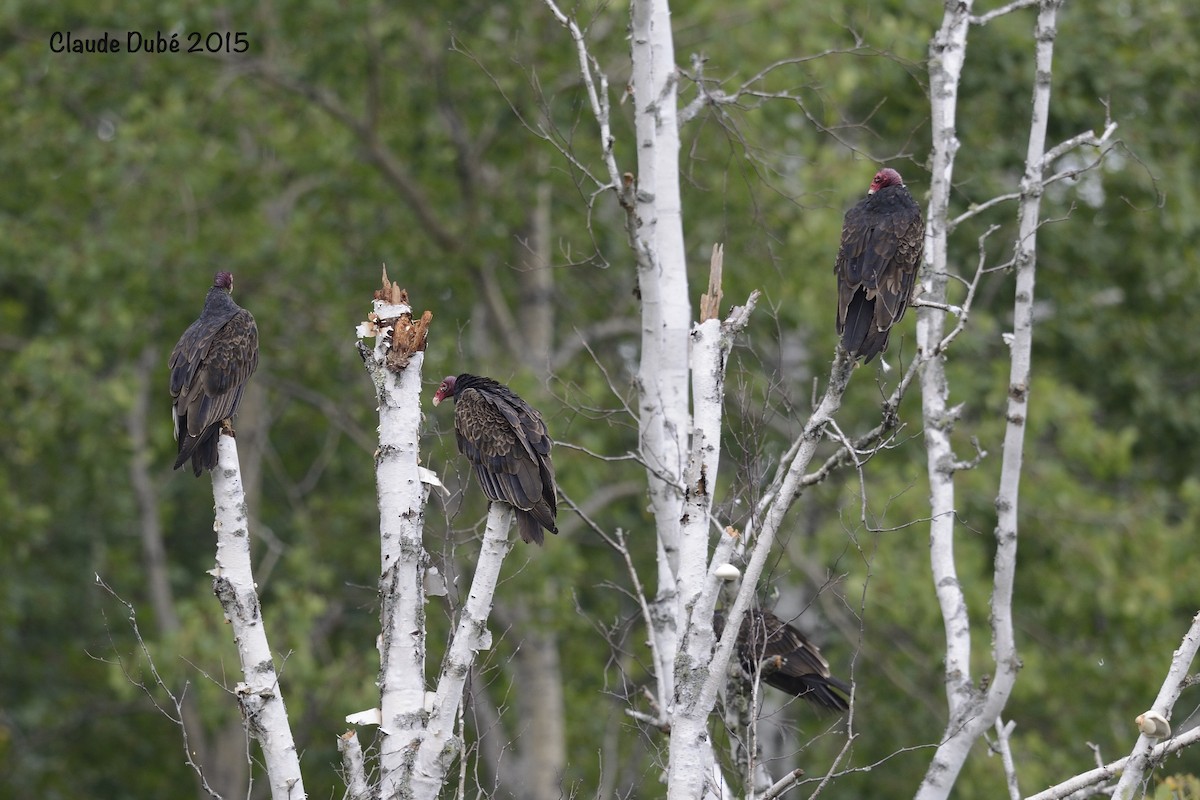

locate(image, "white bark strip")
[[628, 0, 693, 734], [410, 503, 515, 796], [354, 282, 444, 798], [542, 0, 691, 718], [362, 299, 433, 796], [211, 434, 306, 800], [666, 280, 759, 800], [631, 0, 691, 569], [914, 0, 977, 794], [917, 0, 975, 764], [917, 3, 1063, 797]]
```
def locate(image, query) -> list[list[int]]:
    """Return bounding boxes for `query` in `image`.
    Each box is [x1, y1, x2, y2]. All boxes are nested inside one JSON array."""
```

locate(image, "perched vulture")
[[714, 608, 850, 712], [835, 167, 925, 363], [168, 271, 259, 476], [432, 374, 558, 545]]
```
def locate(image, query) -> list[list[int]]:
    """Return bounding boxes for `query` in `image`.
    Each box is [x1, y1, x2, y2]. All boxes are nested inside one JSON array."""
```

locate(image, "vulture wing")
[[169, 288, 259, 476], [835, 183, 924, 362], [716, 608, 850, 712], [453, 376, 557, 545]]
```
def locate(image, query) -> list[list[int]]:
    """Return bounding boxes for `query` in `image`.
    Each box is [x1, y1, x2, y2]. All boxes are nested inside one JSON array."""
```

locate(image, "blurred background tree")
[[1, 1, 1197, 798]]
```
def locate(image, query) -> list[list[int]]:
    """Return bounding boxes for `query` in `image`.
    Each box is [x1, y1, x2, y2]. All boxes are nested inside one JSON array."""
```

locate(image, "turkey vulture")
[[168, 271, 259, 476], [714, 608, 850, 711], [432, 374, 558, 545], [835, 167, 924, 363]]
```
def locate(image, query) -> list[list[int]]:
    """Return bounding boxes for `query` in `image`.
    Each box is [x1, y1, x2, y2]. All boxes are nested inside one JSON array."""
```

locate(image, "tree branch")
[[337, 730, 369, 800], [914, 0, 978, 795], [210, 434, 306, 800], [1110, 611, 1200, 799], [413, 503, 516, 789], [1027, 709, 1200, 800]]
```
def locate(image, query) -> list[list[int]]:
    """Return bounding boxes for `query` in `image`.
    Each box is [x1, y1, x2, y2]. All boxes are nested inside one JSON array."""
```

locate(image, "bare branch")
[[95, 577, 226, 799], [1110, 611, 1200, 798], [338, 731, 370, 800], [970, 0, 1039, 26], [951, 122, 1119, 229], [1027, 723, 1200, 800], [541, 0, 636, 213], [993, 718, 1022, 800]]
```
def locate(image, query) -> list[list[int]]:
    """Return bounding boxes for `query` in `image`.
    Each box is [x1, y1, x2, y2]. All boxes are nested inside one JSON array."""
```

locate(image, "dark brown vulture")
[[714, 608, 850, 711], [168, 271, 259, 476], [835, 167, 924, 363], [432, 374, 558, 545]]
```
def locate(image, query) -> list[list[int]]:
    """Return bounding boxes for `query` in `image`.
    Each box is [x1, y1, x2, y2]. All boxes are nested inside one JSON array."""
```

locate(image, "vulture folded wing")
[[871, 209, 924, 327], [454, 387, 543, 512]]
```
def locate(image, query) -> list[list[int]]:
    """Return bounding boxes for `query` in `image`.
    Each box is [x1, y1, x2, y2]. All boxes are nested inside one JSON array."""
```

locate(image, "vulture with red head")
[[169, 271, 259, 476], [715, 608, 850, 711], [432, 374, 558, 545], [835, 167, 925, 362]]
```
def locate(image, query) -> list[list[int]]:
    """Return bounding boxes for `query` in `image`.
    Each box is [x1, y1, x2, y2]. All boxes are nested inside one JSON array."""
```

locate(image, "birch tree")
[[538, 0, 1145, 797], [104, 2, 1194, 798], [915, 0, 1117, 795]]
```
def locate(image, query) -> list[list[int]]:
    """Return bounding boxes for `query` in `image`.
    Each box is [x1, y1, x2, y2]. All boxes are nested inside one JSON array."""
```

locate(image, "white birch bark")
[[916, 2, 1062, 796], [361, 295, 432, 795], [357, 278, 523, 796], [666, 251, 758, 800], [211, 433, 307, 800], [356, 281, 516, 799], [916, 9, 974, 790], [409, 503, 514, 797], [338, 730, 369, 800], [629, 0, 693, 720], [630, 0, 690, 557]]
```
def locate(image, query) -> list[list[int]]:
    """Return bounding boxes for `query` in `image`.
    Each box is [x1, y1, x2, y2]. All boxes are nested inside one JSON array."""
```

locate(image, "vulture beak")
[[431, 393, 442, 407]]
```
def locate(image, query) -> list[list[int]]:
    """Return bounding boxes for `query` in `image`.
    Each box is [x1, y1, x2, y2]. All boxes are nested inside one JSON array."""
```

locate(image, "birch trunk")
[[916, 2, 1062, 796], [664, 251, 748, 800], [211, 434, 306, 800], [914, 3, 974, 794], [916, 3, 974, 774], [629, 0, 693, 722], [365, 295, 431, 795]]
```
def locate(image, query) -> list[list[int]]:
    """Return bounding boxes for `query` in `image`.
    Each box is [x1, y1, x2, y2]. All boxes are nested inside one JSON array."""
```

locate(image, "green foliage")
[[1156, 774, 1200, 800]]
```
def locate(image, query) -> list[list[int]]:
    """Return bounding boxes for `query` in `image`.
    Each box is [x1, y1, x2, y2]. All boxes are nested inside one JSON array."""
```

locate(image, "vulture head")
[[431, 375, 458, 406], [868, 167, 905, 194]]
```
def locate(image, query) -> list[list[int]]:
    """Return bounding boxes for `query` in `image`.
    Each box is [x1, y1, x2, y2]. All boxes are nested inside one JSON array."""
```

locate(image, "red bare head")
[[213, 271, 234, 292], [431, 375, 458, 406], [868, 168, 904, 194]]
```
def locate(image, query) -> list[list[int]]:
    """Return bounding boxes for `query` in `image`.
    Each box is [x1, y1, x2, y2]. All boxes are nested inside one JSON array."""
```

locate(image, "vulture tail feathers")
[[175, 424, 221, 476], [840, 290, 875, 359], [516, 511, 545, 546], [765, 673, 851, 712]]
